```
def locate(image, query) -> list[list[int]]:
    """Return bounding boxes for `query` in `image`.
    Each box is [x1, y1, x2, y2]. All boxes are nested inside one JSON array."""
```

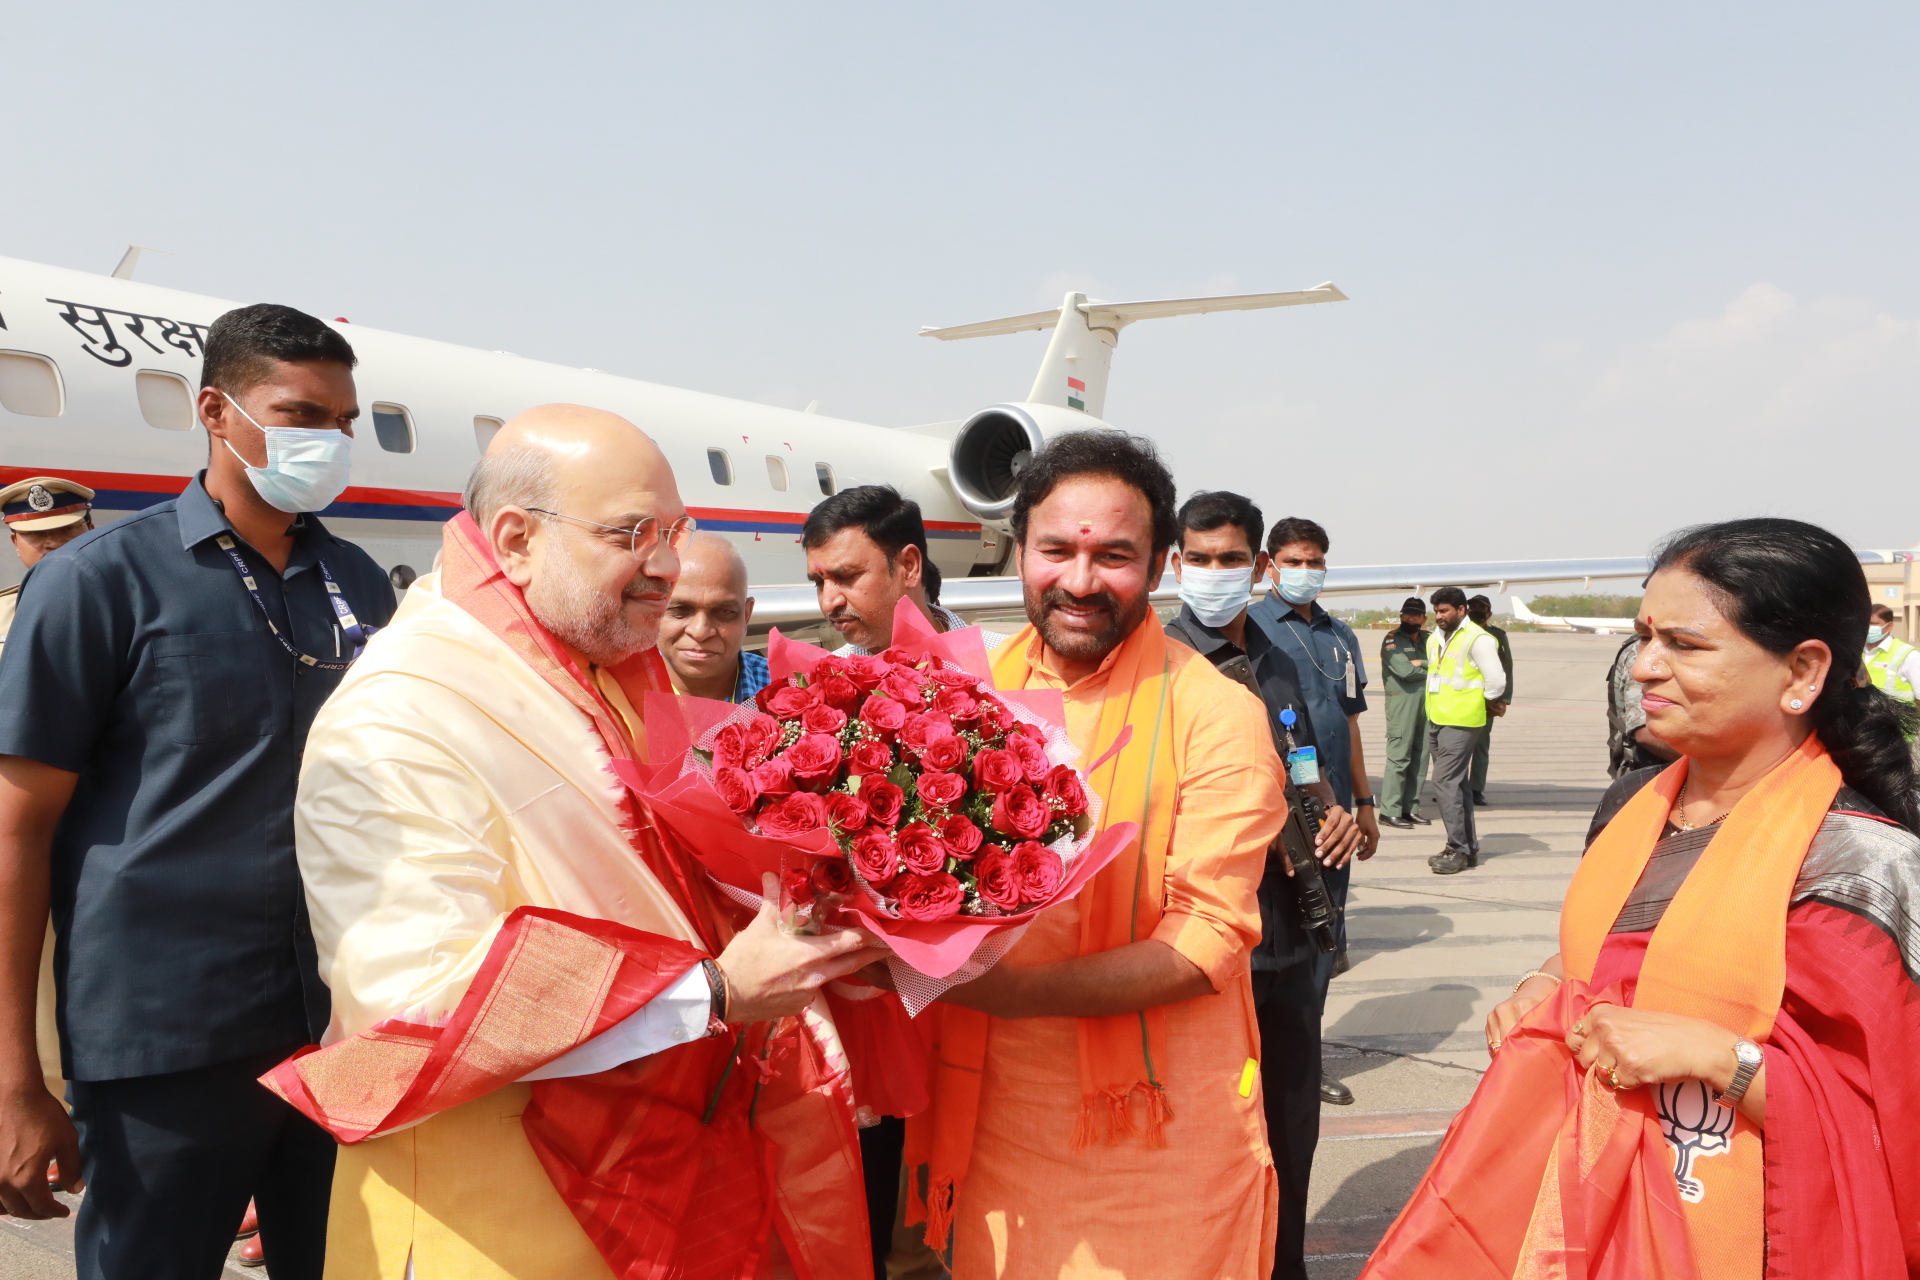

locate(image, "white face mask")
[[1178, 563, 1255, 628], [220, 392, 354, 514], [1868, 625, 1887, 646]]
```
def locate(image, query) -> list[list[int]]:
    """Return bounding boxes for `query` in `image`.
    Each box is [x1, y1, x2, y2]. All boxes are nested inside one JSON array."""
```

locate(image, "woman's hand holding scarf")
[[1567, 1003, 1766, 1124]]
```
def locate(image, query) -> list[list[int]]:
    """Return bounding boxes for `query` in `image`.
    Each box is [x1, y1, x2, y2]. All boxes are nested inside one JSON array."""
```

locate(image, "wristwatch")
[[1715, 1038, 1763, 1107], [1353, 796, 1377, 808]]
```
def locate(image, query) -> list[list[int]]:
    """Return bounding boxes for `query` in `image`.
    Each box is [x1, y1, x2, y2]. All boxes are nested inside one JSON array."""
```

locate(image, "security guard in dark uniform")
[[1466, 594, 1514, 805], [1378, 597, 1433, 828], [0, 477, 97, 662]]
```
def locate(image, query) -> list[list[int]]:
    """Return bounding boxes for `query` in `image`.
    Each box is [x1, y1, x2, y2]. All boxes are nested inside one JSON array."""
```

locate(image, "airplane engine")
[[947, 402, 1108, 525]]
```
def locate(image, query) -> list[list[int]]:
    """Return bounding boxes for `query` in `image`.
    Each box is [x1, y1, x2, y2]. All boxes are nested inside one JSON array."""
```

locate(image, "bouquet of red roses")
[[622, 600, 1133, 1011]]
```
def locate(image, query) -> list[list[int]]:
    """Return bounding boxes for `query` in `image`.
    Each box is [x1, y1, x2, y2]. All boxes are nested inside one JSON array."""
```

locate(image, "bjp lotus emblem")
[[1654, 1080, 1736, 1203]]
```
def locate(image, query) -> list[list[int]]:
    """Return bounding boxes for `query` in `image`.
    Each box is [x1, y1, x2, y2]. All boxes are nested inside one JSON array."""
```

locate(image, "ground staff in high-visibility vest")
[[1424, 587, 1507, 875], [1866, 604, 1920, 703]]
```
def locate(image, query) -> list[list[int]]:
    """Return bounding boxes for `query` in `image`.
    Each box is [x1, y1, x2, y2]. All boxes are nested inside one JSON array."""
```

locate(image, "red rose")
[[1043, 764, 1090, 817], [845, 655, 890, 691], [753, 676, 791, 715], [1007, 733, 1051, 785], [712, 722, 749, 770], [809, 655, 850, 682], [879, 668, 927, 708], [751, 757, 795, 797], [878, 647, 917, 668], [1013, 841, 1064, 903], [899, 712, 954, 755], [802, 704, 848, 736], [991, 784, 1052, 840], [972, 848, 1021, 911], [915, 770, 967, 810], [971, 748, 1023, 794], [973, 700, 1006, 737], [919, 735, 966, 772], [938, 814, 983, 858], [824, 790, 870, 834], [757, 791, 829, 838], [928, 667, 980, 689], [817, 674, 862, 712], [861, 779, 905, 827], [933, 686, 981, 723], [859, 695, 908, 737], [784, 733, 844, 790], [713, 765, 758, 814], [893, 872, 966, 922], [767, 684, 821, 720], [896, 821, 947, 874], [810, 857, 855, 898], [783, 867, 815, 906], [850, 829, 899, 884], [743, 713, 783, 768], [848, 739, 894, 775]]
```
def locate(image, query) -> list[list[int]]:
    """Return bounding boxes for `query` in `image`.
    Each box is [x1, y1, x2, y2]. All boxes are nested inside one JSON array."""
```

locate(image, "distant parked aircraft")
[[1511, 596, 1637, 635]]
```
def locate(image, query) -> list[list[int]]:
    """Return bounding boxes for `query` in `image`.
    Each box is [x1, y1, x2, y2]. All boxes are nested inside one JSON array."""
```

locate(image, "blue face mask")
[[1868, 625, 1887, 646], [220, 392, 354, 514], [1275, 566, 1327, 606]]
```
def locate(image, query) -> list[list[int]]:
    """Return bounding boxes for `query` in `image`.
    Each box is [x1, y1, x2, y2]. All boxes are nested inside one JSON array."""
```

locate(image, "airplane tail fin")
[[1510, 595, 1541, 623], [919, 284, 1347, 420]]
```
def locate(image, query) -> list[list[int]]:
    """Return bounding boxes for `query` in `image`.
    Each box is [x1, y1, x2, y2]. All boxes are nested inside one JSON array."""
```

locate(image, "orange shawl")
[[1362, 734, 1839, 1278], [906, 614, 1198, 1249]]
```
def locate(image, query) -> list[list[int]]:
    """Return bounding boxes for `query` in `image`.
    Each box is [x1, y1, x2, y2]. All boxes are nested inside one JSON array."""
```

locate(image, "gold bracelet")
[[1512, 970, 1562, 995]]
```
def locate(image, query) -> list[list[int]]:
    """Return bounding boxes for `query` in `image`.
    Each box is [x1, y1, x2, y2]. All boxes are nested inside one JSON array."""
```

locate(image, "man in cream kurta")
[[292, 406, 881, 1280]]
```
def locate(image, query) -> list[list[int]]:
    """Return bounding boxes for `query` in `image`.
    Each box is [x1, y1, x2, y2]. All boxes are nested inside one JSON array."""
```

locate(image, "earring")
[[1790, 699, 1804, 710]]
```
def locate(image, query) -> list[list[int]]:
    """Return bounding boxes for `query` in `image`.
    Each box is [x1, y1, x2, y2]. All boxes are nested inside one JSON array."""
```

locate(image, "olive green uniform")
[[1379, 626, 1432, 820], [1470, 621, 1514, 794]]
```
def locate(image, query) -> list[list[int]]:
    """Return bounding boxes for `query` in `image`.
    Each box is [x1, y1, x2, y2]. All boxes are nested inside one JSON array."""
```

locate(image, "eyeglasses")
[[526, 508, 698, 558]]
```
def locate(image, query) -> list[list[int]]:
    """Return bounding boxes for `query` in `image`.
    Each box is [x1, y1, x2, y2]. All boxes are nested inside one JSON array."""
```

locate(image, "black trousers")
[[858, 1114, 906, 1278], [1254, 934, 1322, 1280], [70, 1044, 335, 1280]]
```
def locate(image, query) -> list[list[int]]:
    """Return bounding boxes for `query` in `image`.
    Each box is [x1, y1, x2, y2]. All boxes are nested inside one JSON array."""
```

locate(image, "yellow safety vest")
[[1426, 618, 1491, 728], [1866, 638, 1918, 702]]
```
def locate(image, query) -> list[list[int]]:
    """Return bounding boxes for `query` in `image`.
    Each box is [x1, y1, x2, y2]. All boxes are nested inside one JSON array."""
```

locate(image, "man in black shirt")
[[1164, 491, 1361, 1280], [0, 305, 396, 1279]]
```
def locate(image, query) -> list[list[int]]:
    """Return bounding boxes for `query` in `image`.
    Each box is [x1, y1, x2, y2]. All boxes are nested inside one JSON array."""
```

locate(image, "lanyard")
[[216, 533, 371, 671]]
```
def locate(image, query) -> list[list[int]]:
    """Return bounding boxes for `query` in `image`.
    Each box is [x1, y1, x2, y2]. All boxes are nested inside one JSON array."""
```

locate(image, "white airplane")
[[1511, 596, 1638, 635], [20, 248, 1880, 626]]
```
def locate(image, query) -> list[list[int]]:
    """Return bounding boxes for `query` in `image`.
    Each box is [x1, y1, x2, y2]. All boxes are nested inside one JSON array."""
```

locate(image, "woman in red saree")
[[1363, 517, 1920, 1279]]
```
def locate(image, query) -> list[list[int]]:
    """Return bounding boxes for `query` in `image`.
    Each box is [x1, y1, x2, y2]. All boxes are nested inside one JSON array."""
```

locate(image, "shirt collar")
[[1024, 626, 1131, 689], [1260, 589, 1329, 627], [1173, 604, 1236, 657], [177, 472, 332, 564]]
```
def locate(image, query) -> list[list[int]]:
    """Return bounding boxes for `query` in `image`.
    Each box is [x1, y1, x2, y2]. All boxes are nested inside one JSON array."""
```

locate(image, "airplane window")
[[473, 416, 504, 454], [815, 463, 834, 496], [765, 455, 788, 492], [707, 449, 732, 485], [390, 564, 418, 590], [371, 403, 415, 454], [0, 351, 64, 418], [135, 370, 194, 432]]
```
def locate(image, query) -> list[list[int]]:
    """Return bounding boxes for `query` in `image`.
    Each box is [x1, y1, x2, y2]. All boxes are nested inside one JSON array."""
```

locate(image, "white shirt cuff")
[[517, 964, 710, 1081]]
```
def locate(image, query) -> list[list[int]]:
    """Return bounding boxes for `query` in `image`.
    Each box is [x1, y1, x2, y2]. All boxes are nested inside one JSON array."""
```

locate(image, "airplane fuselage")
[[0, 256, 997, 591]]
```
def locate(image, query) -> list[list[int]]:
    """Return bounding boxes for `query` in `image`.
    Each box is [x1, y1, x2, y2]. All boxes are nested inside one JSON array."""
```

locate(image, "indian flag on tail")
[[1066, 376, 1086, 411]]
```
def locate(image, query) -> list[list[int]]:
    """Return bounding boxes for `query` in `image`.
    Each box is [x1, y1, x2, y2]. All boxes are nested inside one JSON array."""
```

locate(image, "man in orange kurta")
[[907, 431, 1288, 1280]]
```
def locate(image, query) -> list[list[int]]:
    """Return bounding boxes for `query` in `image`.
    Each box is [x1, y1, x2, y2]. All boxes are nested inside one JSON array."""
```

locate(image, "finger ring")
[[1490, 1038, 1502, 1052], [1572, 1021, 1589, 1038], [1606, 1065, 1625, 1090]]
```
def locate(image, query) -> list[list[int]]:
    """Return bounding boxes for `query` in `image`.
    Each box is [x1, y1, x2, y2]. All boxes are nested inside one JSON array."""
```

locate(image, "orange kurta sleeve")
[[1151, 654, 1286, 990]]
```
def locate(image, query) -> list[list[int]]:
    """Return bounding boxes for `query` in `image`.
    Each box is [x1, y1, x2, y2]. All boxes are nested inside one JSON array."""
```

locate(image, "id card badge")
[[1343, 658, 1358, 701], [1287, 745, 1321, 786]]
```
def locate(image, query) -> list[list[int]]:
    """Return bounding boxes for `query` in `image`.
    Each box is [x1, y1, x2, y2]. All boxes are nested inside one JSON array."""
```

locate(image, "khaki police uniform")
[[1379, 617, 1432, 821], [0, 475, 96, 1102]]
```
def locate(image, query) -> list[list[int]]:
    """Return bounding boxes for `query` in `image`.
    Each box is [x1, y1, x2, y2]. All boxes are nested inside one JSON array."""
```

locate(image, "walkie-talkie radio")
[[1213, 654, 1342, 954]]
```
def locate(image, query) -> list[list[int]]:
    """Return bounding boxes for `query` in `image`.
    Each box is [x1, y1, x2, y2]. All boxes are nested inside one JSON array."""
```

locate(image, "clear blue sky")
[[5, 3, 1915, 563]]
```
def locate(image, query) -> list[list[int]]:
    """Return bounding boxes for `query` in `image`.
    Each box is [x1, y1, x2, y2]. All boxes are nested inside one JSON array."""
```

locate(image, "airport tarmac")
[[0, 629, 1623, 1279], [1306, 629, 1621, 1276]]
